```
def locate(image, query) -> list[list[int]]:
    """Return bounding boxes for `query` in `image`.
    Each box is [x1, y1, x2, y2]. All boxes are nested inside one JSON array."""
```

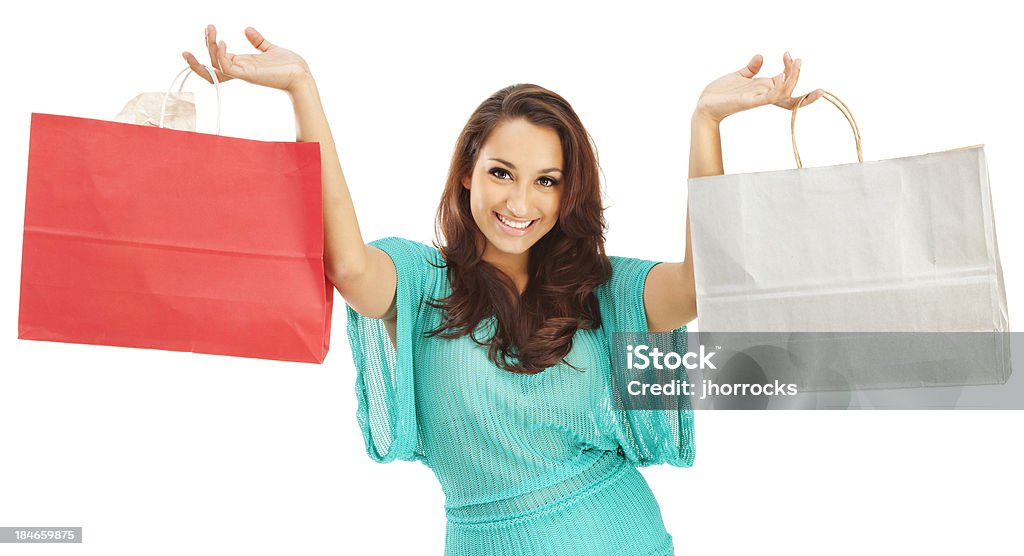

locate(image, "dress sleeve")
[[599, 256, 696, 468], [345, 236, 439, 463]]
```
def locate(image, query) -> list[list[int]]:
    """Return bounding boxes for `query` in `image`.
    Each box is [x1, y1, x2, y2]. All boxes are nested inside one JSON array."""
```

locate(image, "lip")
[[493, 212, 538, 236]]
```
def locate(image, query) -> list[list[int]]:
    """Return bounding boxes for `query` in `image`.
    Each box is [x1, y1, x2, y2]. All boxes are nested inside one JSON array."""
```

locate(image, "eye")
[[489, 168, 513, 180], [537, 176, 560, 188]]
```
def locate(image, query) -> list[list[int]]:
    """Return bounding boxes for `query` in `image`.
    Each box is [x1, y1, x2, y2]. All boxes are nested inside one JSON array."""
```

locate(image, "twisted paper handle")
[[791, 90, 863, 168], [159, 65, 222, 134]]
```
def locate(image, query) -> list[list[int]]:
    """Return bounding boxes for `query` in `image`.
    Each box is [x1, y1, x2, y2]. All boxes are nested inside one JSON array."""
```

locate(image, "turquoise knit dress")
[[346, 237, 695, 556]]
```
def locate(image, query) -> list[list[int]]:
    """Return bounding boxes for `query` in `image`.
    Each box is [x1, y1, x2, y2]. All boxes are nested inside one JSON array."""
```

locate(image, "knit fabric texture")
[[346, 237, 695, 556]]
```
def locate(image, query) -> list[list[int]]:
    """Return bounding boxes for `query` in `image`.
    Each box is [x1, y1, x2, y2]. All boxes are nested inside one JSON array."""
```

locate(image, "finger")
[[778, 51, 791, 86], [783, 58, 802, 98], [770, 56, 798, 106], [781, 56, 822, 110], [738, 54, 763, 78], [215, 40, 235, 79], [245, 27, 273, 52], [770, 70, 786, 101], [780, 89, 823, 111], [215, 40, 248, 81], [798, 89, 824, 106], [206, 24, 224, 75], [205, 24, 216, 61], [181, 51, 215, 84]]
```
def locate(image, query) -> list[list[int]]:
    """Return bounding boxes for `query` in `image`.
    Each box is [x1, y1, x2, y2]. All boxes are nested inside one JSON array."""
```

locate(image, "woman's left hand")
[[695, 52, 823, 123]]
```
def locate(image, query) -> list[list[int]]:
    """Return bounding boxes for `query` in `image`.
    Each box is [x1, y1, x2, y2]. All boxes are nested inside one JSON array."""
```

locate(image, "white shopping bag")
[[687, 92, 1010, 388]]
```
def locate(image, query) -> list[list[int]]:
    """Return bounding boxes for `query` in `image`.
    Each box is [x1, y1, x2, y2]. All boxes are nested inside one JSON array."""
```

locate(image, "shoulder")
[[601, 255, 660, 295], [595, 255, 661, 333], [369, 237, 442, 264], [368, 236, 446, 296], [370, 235, 446, 270]]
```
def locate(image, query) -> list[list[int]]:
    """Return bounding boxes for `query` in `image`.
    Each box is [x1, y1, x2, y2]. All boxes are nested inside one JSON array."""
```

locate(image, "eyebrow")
[[488, 158, 563, 174]]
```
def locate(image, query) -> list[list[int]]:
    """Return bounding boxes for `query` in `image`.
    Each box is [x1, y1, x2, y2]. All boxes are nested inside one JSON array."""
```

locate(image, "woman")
[[184, 25, 822, 555]]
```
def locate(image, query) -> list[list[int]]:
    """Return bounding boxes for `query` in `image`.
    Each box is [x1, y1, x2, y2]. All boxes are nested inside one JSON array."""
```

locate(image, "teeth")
[[496, 213, 534, 229]]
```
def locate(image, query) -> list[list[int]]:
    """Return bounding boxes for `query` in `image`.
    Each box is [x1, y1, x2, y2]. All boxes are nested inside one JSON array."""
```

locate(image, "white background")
[[2, 1, 1021, 554]]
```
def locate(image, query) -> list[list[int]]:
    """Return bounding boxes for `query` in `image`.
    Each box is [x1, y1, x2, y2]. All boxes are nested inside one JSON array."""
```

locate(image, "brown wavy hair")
[[426, 84, 612, 375]]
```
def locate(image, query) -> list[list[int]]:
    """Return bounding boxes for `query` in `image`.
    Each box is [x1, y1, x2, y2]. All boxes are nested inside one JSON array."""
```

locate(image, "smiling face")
[[461, 118, 564, 268]]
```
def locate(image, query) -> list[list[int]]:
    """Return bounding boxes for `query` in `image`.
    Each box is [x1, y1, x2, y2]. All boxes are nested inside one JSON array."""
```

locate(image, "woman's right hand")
[[695, 52, 822, 123], [182, 25, 311, 93]]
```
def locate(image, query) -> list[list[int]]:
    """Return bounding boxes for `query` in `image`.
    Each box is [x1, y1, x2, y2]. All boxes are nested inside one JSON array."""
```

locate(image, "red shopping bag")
[[18, 113, 332, 363]]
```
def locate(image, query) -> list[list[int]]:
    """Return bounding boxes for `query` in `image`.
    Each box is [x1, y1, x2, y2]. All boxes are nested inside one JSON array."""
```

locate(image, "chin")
[[489, 236, 536, 255]]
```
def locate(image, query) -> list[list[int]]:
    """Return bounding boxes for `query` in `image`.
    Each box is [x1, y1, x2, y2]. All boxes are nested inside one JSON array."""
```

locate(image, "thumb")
[[738, 54, 762, 78], [245, 27, 273, 52]]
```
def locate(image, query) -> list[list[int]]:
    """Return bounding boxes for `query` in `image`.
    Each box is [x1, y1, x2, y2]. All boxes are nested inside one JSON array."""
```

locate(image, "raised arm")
[[286, 75, 398, 320], [642, 114, 719, 332], [183, 25, 398, 321], [643, 52, 823, 333]]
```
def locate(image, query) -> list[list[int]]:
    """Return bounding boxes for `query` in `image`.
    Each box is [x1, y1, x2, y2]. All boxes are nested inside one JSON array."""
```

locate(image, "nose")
[[506, 183, 528, 218]]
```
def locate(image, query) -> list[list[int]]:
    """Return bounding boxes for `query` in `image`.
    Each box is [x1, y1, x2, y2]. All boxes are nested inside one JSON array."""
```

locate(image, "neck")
[[480, 241, 529, 294]]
